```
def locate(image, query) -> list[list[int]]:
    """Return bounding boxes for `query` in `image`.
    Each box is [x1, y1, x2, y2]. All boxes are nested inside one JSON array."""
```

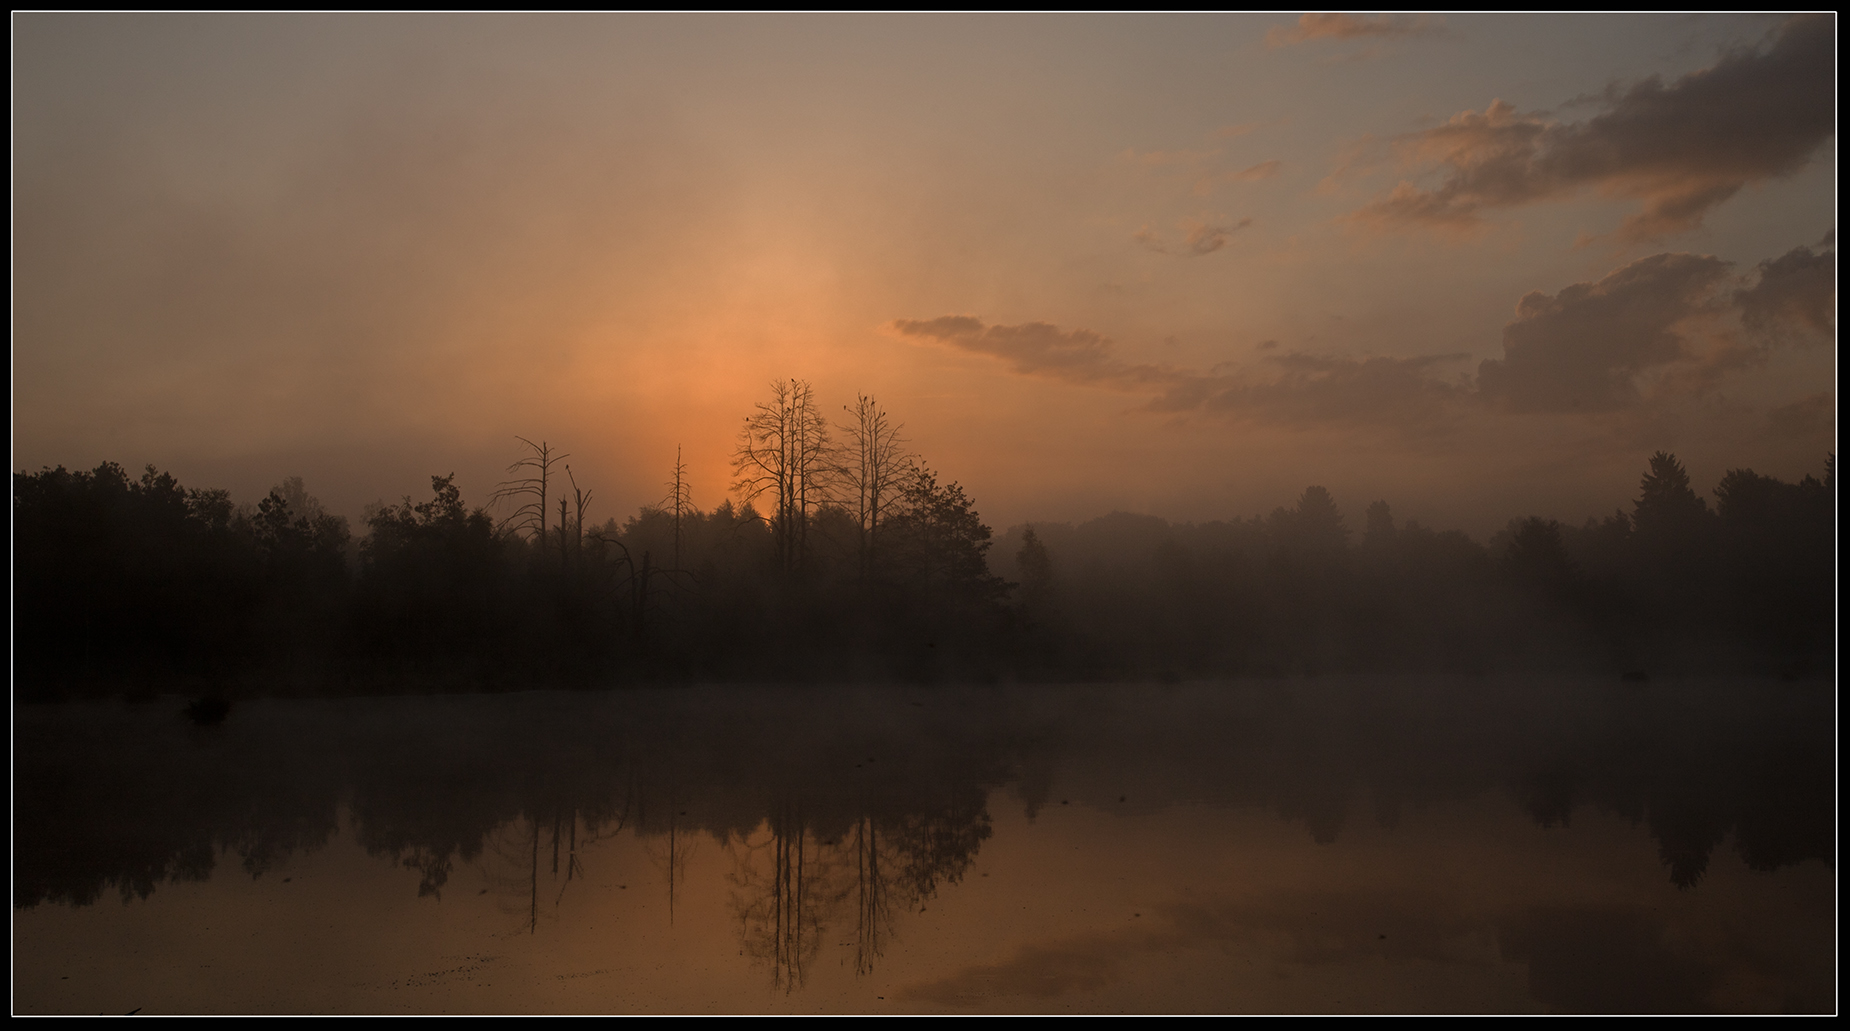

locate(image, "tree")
[[732, 379, 833, 573], [662, 445, 694, 571], [252, 477, 349, 566], [358, 474, 506, 663], [1270, 485, 1349, 558], [491, 437, 569, 547], [1499, 517, 1578, 598], [1362, 500, 1395, 551], [839, 394, 914, 581], [1632, 451, 1709, 542], [884, 466, 1012, 603], [565, 466, 594, 562]]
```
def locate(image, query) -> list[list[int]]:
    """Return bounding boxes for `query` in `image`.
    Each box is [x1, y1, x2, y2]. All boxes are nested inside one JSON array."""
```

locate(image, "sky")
[[11, 13, 1837, 538]]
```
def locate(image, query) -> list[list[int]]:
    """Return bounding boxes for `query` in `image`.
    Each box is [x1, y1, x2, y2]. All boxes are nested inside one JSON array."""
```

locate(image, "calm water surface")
[[12, 679, 1835, 1014]]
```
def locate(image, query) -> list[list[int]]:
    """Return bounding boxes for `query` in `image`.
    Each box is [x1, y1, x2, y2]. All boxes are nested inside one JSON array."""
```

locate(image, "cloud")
[[903, 236, 1825, 435], [1735, 244, 1836, 342], [890, 315, 1469, 432], [1134, 216, 1254, 256], [1266, 14, 1441, 49], [892, 316, 1175, 390], [1477, 253, 1736, 413], [900, 235, 1825, 435], [1480, 242, 1836, 414], [1344, 15, 1833, 241]]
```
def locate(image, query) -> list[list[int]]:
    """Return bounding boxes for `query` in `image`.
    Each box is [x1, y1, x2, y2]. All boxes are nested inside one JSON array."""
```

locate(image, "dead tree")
[[491, 437, 569, 547], [662, 445, 693, 571], [566, 465, 592, 565]]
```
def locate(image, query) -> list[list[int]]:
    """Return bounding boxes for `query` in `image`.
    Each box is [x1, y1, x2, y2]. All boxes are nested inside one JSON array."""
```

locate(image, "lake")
[[11, 678, 1835, 1014]]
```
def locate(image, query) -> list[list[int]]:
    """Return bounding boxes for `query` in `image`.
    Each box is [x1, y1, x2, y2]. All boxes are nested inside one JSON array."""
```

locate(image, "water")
[[11, 678, 1835, 1014]]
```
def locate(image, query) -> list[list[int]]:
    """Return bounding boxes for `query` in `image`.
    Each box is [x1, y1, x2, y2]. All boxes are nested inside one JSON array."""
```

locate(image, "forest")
[[11, 379, 1836, 699]]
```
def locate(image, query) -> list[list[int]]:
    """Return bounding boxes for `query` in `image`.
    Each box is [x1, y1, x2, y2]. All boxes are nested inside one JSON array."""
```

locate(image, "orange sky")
[[12, 14, 1836, 538]]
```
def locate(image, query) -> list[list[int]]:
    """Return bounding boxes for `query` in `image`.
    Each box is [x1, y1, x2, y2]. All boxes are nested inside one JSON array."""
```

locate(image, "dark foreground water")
[[12, 678, 1835, 1014]]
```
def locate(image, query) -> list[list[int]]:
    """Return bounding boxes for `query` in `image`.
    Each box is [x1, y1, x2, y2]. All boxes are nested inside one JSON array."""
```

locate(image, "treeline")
[[11, 379, 1835, 694], [1000, 452, 1834, 679], [12, 381, 1013, 696]]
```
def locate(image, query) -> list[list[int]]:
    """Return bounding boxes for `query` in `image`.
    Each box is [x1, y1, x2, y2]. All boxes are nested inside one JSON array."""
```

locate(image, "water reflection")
[[11, 679, 1834, 1013]]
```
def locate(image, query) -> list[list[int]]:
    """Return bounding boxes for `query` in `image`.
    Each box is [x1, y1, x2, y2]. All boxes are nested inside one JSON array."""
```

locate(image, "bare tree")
[[839, 394, 914, 581], [732, 380, 834, 573], [662, 445, 693, 571], [491, 437, 569, 546], [566, 465, 592, 564]]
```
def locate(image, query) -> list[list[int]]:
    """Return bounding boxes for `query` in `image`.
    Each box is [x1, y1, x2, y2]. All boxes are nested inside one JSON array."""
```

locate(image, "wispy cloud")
[[1134, 216, 1255, 256]]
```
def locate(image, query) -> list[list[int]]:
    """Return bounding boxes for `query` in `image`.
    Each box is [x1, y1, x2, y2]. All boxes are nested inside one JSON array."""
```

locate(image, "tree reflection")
[[643, 794, 698, 925], [849, 816, 891, 976], [728, 806, 837, 992], [12, 682, 1831, 924], [723, 790, 993, 985]]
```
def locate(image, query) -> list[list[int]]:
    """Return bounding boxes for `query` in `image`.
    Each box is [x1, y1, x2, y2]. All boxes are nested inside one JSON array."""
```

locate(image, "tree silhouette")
[[1363, 500, 1395, 550], [1292, 486, 1349, 554], [662, 445, 693, 571], [1632, 452, 1709, 542], [1500, 517, 1579, 603], [839, 394, 914, 582], [732, 380, 833, 574], [885, 466, 1012, 603], [492, 437, 569, 547], [357, 474, 506, 671]]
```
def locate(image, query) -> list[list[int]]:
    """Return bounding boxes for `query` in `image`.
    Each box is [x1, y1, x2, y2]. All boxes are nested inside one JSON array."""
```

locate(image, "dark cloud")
[[1345, 15, 1833, 241], [1735, 244, 1836, 342], [1478, 253, 1734, 413], [1266, 14, 1441, 49], [890, 315, 1469, 431], [1480, 244, 1834, 414]]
